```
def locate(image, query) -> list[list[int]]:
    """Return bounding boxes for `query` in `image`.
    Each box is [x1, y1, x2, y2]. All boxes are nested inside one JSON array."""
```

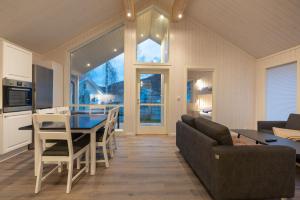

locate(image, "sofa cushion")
[[181, 115, 195, 128], [194, 117, 233, 146], [286, 114, 300, 130]]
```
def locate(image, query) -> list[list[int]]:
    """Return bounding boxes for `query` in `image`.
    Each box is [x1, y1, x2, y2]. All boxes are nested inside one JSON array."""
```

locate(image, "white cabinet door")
[[2, 111, 32, 154], [3, 42, 32, 82]]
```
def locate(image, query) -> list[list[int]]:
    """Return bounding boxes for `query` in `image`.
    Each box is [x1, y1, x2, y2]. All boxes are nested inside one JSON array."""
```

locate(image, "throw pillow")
[[273, 127, 300, 141]]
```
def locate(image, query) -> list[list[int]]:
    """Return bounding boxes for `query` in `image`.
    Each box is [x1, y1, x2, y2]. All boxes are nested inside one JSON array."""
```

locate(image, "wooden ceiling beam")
[[172, 0, 188, 22], [123, 0, 135, 21]]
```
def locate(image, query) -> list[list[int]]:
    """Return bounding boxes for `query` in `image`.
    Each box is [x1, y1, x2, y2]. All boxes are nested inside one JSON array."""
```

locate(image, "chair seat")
[[43, 135, 90, 156]]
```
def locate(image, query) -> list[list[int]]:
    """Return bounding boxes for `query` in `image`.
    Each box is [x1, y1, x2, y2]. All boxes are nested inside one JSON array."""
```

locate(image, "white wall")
[[170, 17, 256, 130], [256, 45, 300, 121], [43, 14, 256, 134]]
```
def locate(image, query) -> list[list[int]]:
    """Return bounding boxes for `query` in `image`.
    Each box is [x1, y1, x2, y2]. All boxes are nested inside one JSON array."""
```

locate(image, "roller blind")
[[266, 62, 297, 120]]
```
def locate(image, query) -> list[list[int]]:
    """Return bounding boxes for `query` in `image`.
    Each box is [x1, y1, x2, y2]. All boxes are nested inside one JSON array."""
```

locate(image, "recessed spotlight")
[[86, 63, 91, 67], [113, 48, 117, 52], [178, 14, 183, 19], [140, 33, 144, 37], [156, 34, 160, 38], [127, 12, 132, 17], [160, 14, 164, 20]]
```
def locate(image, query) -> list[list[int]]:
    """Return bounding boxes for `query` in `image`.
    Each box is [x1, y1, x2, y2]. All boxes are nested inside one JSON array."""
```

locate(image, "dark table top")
[[233, 129, 300, 154], [19, 114, 107, 131]]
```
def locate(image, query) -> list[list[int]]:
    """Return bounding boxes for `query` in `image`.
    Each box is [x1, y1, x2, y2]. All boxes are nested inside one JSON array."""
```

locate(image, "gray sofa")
[[258, 113, 300, 134], [176, 115, 295, 200]]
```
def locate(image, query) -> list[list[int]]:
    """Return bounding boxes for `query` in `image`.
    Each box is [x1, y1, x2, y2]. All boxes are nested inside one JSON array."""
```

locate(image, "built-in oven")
[[3, 78, 32, 113]]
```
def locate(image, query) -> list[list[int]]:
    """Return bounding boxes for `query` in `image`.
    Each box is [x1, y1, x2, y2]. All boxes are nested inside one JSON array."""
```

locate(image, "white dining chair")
[[36, 108, 56, 114], [110, 106, 120, 151], [36, 107, 83, 170], [95, 107, 119, 167], [33, 114, 90, 194], [55, 106, 71, 115]]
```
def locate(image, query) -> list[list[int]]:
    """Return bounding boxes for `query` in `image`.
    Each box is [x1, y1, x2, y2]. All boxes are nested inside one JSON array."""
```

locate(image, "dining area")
[[20, 105, 120, 193]]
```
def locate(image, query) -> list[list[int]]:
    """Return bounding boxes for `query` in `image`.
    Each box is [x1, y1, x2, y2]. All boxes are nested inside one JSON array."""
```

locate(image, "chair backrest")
[[112, 106, 120, 126], [68, 104, 106, 115], [89, 104, 106, 115], [56, 106, 71, 115], [33, 114, 73, 156], [102, 107, 119, 142], [286, 114, 300, 130], [36, 108, 56, 114]]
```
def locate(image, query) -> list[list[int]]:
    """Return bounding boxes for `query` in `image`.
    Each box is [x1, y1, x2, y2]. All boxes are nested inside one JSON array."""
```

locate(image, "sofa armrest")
[[257, 120, 286, 132], [211, 145, 295, 200]]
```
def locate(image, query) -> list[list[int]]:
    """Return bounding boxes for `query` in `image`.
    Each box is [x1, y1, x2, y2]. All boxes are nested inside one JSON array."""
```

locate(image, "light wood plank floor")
[[0, 135, 299, 200]]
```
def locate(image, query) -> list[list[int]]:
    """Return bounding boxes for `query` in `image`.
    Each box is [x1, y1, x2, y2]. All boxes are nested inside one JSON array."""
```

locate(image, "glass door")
[[137, 71, 167, 134]]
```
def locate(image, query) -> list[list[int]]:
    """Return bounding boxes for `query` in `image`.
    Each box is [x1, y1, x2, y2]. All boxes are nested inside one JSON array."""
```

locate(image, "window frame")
[[135, 6, 171, 65]]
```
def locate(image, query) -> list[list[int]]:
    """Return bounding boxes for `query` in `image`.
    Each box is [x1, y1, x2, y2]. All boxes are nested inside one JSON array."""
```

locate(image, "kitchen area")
[[0, 38, 64, 161]]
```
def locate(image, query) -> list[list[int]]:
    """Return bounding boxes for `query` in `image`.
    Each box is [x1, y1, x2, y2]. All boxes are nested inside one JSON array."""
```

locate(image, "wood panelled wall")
[[256, 45, 300, 121], [44, 14, 256, 135], [169, 17, 256, 130]]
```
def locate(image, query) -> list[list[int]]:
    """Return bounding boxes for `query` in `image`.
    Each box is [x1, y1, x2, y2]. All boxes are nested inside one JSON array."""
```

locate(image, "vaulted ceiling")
[[186, 0, 300, 58], [0, 0, 123, 53], [0, 0, 300, 58]]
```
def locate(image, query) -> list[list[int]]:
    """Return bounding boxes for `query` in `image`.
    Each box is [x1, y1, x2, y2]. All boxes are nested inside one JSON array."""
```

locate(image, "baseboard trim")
[[0, 146, 28, 163]]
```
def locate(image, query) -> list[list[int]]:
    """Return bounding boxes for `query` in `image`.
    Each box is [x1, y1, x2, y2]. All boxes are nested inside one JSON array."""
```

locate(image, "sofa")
[[176, 115, 295, 200], [258, 113, 300, 134]]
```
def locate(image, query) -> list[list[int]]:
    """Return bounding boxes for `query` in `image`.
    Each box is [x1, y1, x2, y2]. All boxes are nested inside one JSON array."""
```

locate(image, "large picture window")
[[70, 25, 125, 128]]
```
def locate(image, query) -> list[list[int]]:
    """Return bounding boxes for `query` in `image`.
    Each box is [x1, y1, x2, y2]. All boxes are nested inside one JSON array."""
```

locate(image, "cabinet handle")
[[7, 74, 28, 78], [4, 113, 31, 118]]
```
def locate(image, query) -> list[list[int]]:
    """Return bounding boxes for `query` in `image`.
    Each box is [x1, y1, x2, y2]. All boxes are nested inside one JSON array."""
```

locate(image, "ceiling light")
[[160, 14, 164, 20], [156, 34, 160, 38], [127, 12, 132, 17], [113, 48, 117, 52], [140, 33, 144, 37], [178, 14, 183, 19], [86, 63, 91, 67]]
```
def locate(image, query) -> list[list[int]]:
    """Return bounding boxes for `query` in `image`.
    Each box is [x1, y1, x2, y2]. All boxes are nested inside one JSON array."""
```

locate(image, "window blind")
[[266, 62, 297, 120]]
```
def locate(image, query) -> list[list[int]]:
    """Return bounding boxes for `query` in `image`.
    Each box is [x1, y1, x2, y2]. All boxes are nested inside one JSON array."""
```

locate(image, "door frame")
[[184, 67, 217, 121], [136, 68, 169, 134]]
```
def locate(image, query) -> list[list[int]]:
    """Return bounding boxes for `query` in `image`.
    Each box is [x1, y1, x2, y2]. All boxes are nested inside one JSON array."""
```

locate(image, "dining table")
[[19, 114, 107, 176]]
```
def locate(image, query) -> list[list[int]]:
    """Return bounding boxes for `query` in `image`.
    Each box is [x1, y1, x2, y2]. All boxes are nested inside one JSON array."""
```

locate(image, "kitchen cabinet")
[[1, 39, 32, 82], [0, 111, 32, 154]]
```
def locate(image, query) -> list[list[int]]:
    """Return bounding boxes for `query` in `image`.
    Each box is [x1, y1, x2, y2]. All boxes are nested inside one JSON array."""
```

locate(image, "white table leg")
[[90, 130, 96, 175]]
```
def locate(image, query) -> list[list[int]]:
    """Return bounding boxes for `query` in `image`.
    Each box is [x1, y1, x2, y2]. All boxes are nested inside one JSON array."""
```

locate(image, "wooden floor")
[[0, 135, 299, 200]]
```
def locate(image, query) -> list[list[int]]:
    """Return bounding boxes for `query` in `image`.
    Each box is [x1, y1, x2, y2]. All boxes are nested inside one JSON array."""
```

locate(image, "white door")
[[136, 70, 167, 134]]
